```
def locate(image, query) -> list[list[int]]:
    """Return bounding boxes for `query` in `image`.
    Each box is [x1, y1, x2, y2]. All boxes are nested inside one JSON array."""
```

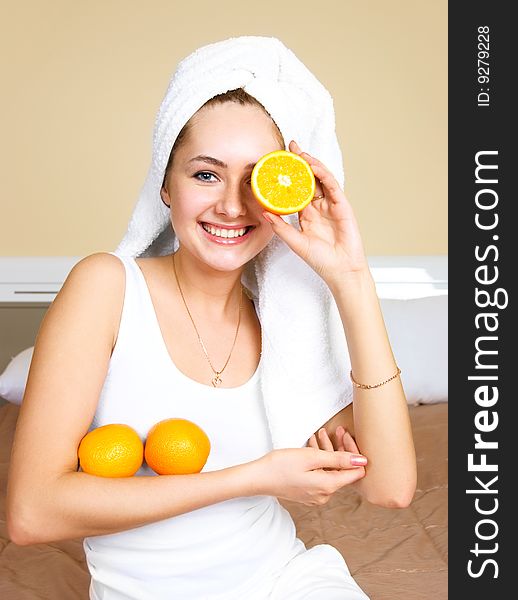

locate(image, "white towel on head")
[[115, 36, 353, 449]]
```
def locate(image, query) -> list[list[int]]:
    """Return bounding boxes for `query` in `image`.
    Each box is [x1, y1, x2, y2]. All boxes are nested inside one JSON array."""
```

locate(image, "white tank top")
[[83, 254, 305, 600]]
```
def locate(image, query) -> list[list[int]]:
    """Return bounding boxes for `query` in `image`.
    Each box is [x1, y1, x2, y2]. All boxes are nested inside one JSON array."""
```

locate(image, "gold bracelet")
[[350, 366, 401, 389]]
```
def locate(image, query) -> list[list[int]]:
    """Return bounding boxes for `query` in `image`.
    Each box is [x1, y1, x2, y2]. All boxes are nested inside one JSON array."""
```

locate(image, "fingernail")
[[263, 212, 274, 224], [350, 454, 368, 466]]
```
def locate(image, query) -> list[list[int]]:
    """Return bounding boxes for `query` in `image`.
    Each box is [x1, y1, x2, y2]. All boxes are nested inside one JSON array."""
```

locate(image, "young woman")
[[7, 37, 416, 599]]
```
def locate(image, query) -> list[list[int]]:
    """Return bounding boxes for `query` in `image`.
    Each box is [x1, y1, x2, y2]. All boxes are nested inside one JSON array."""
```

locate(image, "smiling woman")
[[7, 35, 416, 600]]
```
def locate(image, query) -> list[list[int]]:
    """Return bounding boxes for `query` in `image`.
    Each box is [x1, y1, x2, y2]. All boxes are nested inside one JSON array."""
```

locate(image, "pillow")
[[379, 295, 448, 404], [0, 346, 33, 405]]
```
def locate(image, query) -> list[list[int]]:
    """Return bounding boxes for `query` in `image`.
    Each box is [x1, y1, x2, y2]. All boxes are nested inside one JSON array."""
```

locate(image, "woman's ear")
[[160, 186, 171, 208]]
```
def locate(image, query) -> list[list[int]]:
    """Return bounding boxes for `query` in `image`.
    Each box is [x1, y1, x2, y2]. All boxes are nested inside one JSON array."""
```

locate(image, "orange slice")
[[251, 150, 316, 215]]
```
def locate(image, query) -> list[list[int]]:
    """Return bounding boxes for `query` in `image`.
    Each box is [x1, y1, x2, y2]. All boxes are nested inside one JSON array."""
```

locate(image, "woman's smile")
[[198, 221, 255, 244]]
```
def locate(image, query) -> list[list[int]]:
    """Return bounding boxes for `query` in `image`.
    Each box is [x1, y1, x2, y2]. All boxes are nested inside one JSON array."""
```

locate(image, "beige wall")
[[0, 0, 447, 257]]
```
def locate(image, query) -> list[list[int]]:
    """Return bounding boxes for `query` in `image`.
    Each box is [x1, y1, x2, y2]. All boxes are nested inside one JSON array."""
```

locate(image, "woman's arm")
[[323, 270, 417, 508], [263, 141, 417, 509], [5, 254, 250, 545], [6, 253, 365, 546]]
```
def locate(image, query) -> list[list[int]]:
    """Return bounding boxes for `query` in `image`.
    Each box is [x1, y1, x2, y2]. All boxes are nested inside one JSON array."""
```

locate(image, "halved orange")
[[251, 150, 316, 215]]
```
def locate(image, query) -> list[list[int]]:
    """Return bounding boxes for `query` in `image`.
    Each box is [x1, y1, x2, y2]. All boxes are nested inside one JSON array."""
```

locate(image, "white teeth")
[[202, 223, 249, 238]]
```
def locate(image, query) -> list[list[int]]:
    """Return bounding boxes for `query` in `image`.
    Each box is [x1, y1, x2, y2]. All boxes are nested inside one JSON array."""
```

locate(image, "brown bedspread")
[[0, 402, 447, 599]]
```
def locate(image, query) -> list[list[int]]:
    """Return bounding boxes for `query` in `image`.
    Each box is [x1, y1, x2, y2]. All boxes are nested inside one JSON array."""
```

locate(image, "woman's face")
[[161, 102, 283, 272]]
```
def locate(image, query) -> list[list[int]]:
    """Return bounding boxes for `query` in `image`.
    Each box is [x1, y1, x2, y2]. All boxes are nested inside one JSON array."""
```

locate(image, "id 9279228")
[[477, 25, 490, 107]]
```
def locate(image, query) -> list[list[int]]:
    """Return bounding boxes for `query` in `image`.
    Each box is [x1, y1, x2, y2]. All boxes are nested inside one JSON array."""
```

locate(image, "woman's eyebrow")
[[187, 155, 256, 169]]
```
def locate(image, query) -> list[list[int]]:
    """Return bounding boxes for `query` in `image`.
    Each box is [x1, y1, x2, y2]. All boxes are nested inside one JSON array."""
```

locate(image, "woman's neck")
[[170, 249, 245, 322]]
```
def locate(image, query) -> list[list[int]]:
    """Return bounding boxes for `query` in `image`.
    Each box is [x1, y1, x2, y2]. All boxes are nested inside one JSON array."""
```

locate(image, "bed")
[[0, 255, 448, 599]]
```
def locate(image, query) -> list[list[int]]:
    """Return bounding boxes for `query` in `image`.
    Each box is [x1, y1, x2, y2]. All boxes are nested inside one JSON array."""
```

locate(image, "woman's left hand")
[[307, 425, 367, 477], [262, 140, 369, 287]]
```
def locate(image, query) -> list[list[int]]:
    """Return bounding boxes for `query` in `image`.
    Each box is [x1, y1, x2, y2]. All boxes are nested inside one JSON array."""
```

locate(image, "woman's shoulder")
[[72, 252, 167, 281], [33, 253, 126, 371], [59, 253, 127, 342], [67, 252, 126, 285]]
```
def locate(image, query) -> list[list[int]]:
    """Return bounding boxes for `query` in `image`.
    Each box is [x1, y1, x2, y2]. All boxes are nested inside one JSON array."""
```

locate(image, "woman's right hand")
[[249, 432, 367, 506]]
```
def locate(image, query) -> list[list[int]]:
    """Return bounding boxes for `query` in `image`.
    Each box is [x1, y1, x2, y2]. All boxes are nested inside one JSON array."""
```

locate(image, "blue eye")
[[194, 171, 217, 182]]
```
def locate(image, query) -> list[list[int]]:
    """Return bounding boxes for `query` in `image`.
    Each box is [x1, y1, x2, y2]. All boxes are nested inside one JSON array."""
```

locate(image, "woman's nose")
[[216, 183, 249, 219]]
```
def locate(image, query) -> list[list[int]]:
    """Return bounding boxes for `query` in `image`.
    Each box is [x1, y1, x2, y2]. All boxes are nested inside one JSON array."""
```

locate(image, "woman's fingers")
[[288, 140, 325, 199], [308, 427, 340, 452], [326, 464, 367, 487], [306, 428, 367, 473], [318, 428, 334, 452], [261, 210, 309, 257], [309, 427, 356, 454], [317, 428, 335, 470], [307, 434, 318, 449], [288, 139, 343, 201], [309, 447, 367, 471], [288, 140, 302, 154], [303, 160, 344, 207], [335, 426, 346, 452], [342, 430, 361, 455]]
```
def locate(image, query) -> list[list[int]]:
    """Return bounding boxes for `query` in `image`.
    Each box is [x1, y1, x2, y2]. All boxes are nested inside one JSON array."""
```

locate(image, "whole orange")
[[78, 424, 144, 477], [144, 418, 211, 475]]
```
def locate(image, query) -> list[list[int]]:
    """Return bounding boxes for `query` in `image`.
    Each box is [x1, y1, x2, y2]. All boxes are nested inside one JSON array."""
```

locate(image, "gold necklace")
[[172, 252, 243, 387]]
